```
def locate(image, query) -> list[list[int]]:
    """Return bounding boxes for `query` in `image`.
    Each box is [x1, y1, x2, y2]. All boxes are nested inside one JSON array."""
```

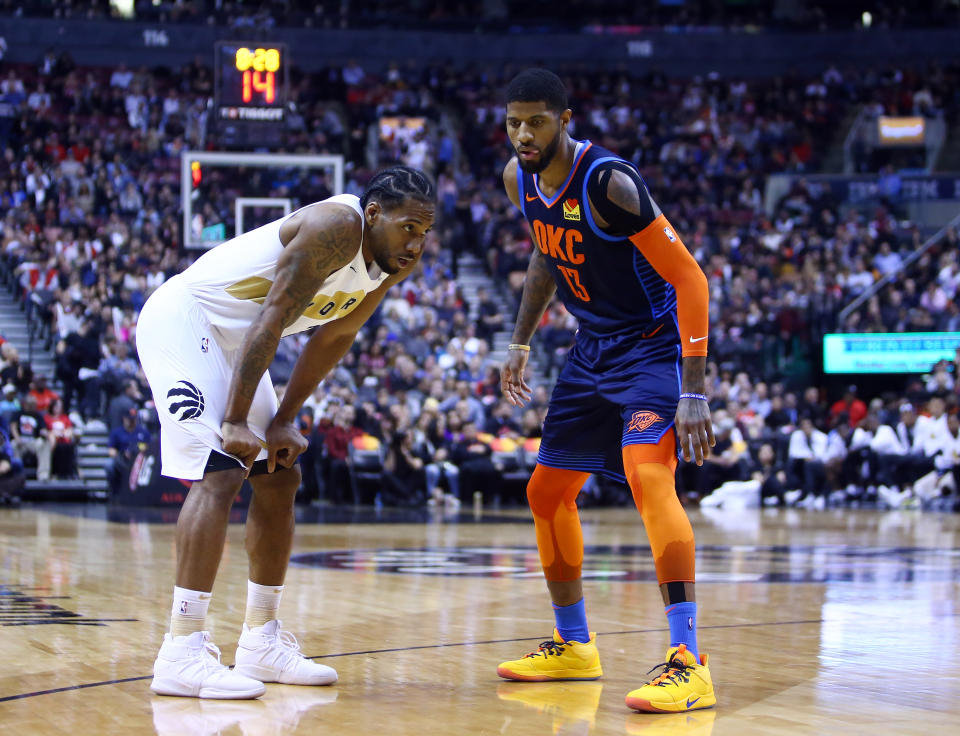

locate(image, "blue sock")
[[553, 598, 589, 644], [665, 602, 698, 659]]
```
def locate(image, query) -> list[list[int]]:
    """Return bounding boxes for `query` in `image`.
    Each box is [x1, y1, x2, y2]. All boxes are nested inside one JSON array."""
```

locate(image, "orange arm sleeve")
[[629, 214, 709, 357]]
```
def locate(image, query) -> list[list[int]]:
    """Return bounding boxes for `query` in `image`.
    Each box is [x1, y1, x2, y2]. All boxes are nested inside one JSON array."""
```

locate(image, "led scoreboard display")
[[215, 42, 288, 124]]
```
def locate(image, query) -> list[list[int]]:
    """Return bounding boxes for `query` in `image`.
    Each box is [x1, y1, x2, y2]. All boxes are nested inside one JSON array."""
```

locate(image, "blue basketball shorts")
[[537, 325, 681, 483]]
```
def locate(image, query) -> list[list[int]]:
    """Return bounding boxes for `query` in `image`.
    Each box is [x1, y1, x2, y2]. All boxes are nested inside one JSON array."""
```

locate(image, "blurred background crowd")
[[0, 5, 959, 511]]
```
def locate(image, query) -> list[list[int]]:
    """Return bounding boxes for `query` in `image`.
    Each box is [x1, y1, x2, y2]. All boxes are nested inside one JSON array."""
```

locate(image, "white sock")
[[245, 580, 284, 629], [169, 586, 212, 638]]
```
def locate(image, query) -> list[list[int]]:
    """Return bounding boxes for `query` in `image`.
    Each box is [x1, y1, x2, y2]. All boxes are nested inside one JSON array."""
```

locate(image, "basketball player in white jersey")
[[137, 166, 435, 699]]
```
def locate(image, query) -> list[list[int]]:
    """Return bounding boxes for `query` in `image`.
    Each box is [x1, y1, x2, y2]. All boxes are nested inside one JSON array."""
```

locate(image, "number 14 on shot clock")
[[214, 41, 288, 123], [235, 47, 280, 103]]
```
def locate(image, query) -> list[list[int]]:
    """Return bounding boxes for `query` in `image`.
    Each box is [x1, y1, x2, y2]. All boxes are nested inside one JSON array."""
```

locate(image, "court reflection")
[[239, 685, 339, 735], [151, 697, 264, 736], [623, 709, 716, 735], [150, 685, 337, 736], [497, 682, 603, 735]]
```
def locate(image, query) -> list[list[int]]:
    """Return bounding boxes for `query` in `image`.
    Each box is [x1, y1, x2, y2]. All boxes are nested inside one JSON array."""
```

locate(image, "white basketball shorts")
[[136, 277, 277, 480]]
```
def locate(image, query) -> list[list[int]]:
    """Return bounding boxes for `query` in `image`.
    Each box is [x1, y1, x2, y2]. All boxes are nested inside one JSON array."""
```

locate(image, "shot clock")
[[214, 41, 289, 124]]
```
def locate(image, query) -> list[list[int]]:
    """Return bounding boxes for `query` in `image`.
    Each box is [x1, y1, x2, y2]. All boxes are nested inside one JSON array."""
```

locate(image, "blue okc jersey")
[[516, 140, 678, 338]]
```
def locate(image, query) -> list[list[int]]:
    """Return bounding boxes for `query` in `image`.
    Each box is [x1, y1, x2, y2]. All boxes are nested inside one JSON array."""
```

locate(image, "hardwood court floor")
[[0, 503, 958, 735]]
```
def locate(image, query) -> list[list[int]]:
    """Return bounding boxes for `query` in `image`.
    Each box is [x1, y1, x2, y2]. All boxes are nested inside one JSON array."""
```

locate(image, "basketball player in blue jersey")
[[495, 69, 717, 713], [137, 167, 435, 699]]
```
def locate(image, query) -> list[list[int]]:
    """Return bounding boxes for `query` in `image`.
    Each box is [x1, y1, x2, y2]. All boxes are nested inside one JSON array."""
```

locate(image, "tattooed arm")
[[220, 203, 359, 470], [263, 261, 420, 472], [501, 157, 557, 407], [273, 263, 416, 425]]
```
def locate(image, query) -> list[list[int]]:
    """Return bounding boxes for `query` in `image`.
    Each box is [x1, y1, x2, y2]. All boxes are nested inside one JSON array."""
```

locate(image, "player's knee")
[[194, 467, 247, 506], [526, 465, 586, 518], [626, 461, 660, 489], [526, 475, 563, 518], [271, 464, 302, 497], [252, 465, 301, 505], [626, 461, 675, 507]]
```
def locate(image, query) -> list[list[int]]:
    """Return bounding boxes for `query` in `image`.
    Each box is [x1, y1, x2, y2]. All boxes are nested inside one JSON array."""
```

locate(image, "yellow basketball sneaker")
[[497, 629, 603, 681], [625, 644, 715, 713]]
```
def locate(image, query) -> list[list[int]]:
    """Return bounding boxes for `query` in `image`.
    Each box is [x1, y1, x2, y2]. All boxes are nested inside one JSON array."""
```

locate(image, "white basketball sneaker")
[[151, 631, 265, 699], [234, 619, 338, 686]]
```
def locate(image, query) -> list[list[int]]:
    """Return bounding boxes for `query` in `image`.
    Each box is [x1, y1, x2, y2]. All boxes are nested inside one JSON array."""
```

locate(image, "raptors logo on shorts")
[[627, 410, 662, 433], [167, 381, 205, 421]]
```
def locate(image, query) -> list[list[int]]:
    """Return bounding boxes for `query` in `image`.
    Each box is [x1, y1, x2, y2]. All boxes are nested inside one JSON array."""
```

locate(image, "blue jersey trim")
[[534, 140, 591, 207], [632, 248, 658, 323], [536, 452, 628, 484], [516, 161, 526, 217], [656, 284, 678, 321], [581, 156, 628, 243], [621, 420, 677, 447], [674, 343, 682, 391]]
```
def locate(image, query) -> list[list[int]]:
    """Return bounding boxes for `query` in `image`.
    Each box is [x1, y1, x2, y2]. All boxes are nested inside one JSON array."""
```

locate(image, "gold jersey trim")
[[225, 277, 366, 321]]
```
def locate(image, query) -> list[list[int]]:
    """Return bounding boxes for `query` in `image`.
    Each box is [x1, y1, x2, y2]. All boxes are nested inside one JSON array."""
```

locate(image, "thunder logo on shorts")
[[627, 411, 662, 433], [167, 381, 205, 421]]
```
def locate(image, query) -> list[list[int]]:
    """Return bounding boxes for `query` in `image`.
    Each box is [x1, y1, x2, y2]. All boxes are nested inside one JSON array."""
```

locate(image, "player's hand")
[[675, 398, 715, 466], [501, 348, 532, 407], [264, 418, 309, 474], [220, 420, 263, 477]]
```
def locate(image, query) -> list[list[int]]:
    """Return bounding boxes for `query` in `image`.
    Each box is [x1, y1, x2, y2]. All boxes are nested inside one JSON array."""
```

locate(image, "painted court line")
[[0, 618, 825, 702]]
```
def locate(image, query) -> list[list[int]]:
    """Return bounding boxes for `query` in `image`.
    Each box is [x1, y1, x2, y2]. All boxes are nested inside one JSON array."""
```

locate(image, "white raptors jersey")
[[175, 194, 388, 350]]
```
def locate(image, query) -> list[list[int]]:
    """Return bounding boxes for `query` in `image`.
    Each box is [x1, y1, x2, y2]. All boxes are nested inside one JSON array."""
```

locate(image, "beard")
[[372, 248, 400, 275], [515, 129, 562, 174]]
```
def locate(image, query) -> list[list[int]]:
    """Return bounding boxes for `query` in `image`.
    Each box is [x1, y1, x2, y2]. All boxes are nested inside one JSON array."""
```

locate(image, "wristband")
[[508, 344, 531, 352], [680, 393, 708, 402]]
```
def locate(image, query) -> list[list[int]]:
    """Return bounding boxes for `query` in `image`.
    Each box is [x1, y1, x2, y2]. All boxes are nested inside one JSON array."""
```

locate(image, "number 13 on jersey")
[[557, 265, 591, 302]]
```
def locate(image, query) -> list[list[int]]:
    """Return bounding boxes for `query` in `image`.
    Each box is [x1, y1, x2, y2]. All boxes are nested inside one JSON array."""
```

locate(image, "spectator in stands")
[[10, 394, 49, 481], [787, 415, 830, 508], [61, 317, 102, 417], [872, 403, 929, 498], [915, 396, 948, 451], [829, 385, 867, 428], [484, 399, 521, 438], [913, 411, 960, 506], [0, 345, 31, 395], [323, 404, 363, 505], [418, 398, 461, 507], [474, 287, 504, 343], [450, 420, 500, 504], [98, 339, 139, 406], [438, 379, 485, 426], [381, 429, 428, 507], [105, 408, 151, 495], [692, 415, 749, 499], [797, 387, 827, 428], [764, 394, 793, 434], [45, 398, 77, 479], [0, 441, 23, 505], [874, 241, 903, 276], [0, 382, 19, 430], [107, 379, 142, 431], [925, 359, 954, 395], [520, 408, 544, 438], [29, 375, 58, 414], [756, 443, 788, 506]]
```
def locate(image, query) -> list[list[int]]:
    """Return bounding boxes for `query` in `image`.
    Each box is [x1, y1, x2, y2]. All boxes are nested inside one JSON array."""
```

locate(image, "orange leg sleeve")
[[526, 463, 590, 582], [623, 429, 696, 584]]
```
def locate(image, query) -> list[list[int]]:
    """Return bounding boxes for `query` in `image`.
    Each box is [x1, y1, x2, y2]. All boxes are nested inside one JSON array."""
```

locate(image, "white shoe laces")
[[190, 634, 229, 677], [270, 626, 308, 670]]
